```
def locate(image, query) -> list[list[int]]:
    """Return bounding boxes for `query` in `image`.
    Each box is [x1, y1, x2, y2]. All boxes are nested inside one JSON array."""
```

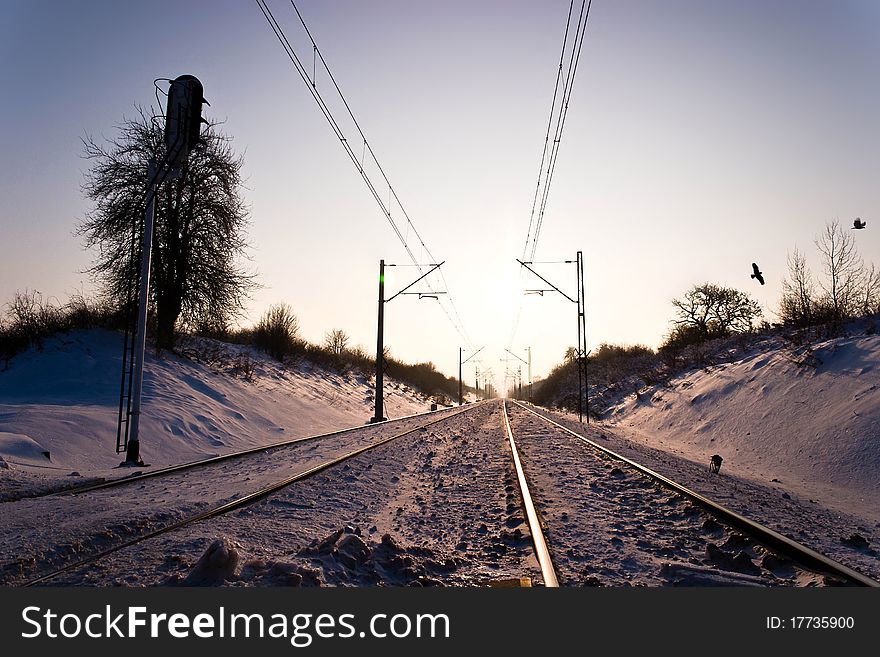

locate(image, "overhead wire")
[[521, 0, 575, 261], [254, 0, 412, 259], [254, 0, 475, 350], [509, 0, 593, 351], [522, 0, 593, 263], [529, 0, 592, 262]]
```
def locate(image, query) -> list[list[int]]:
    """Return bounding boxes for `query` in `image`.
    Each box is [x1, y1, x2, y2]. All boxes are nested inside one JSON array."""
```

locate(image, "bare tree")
[[78, 106, 255, 350], [323, 328, 350, 355], [815, 219, 863, 321], [779, 247, 816, 326], [671, 283, 761, 339], [254, 303, 299, 361], [859, 262, 880, 316]]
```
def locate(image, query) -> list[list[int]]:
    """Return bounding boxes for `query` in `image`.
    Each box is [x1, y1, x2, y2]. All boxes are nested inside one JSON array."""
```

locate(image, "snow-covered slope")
[[0, 330, 430, 476], [607, 333, 880, 522]]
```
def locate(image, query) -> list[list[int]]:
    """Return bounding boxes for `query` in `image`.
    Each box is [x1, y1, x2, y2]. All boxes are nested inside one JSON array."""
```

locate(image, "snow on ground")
[[508, 403, 829, 586], [2, 328, 877, 587], [17, 399, 859, 587], [605, 333, 880, 525], [34, 402, 541, 587], [0, 432, 51, 468], [532, 404, 880, 582], [0, 329, 430, 497], [0, 406, 468, 585]]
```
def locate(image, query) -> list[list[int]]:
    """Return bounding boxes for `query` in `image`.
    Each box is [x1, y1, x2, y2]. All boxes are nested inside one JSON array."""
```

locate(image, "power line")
[[510, 0, 593, 352], [530, 0, 592, 262], [522, 0, 575, 261], [522, 0, 593, 262], [288, 0, 436, 267], [254, 0, 474, 351]]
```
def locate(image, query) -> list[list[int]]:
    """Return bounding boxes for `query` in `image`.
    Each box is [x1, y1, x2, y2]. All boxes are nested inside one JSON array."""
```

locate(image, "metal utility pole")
[[518, 253, 589, 422], [371, 260, 444, 423], [528, 346, 532, 404], [499, 356, 514, 398], [576, 251, 588, 423], [504, 347, 529, 403], [372, 259, 387, 423], [459, 347, 483, 405], [124, 159, 157, 466], [118, 74, 206, 466]]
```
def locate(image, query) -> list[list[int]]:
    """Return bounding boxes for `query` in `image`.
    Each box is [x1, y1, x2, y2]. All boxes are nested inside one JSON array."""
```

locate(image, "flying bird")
[[852, 218, 866, 230], [751, 262, 765, 285]]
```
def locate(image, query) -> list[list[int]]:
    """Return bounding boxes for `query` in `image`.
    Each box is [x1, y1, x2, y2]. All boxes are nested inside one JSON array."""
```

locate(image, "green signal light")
[[380, 274, 385, 283]]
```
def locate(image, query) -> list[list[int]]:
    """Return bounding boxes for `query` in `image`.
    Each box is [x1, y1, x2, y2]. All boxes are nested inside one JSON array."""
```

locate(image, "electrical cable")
[[255, 0, 475, 351], [522, 0, 575, 261], [509, 0, 593, 353], [522, 0, 593, 262], [529, 0, 592, 262]]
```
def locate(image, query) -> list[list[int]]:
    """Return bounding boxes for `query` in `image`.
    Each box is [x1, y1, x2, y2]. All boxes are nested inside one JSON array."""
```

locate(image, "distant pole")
[[576, 250, 583, 422], [459, 346, 483, 405], [528, 346, 532, 404], [582, 251, 589, 423], [124, 159, 157, 466], [458, 347, 463, 405], [576, 250, 588, 424], [371, 259, 386, 423]]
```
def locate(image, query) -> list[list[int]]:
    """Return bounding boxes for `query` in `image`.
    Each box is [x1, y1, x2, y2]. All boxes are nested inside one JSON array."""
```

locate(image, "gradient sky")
[[1, 0, 878, 389]]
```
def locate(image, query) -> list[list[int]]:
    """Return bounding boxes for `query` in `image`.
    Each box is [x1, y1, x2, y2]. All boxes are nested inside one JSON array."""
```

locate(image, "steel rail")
[[6, 403, 473, 502], [501, 400, 559, 587], [509, 400, 879, 587], [21, 403, 483, 587]]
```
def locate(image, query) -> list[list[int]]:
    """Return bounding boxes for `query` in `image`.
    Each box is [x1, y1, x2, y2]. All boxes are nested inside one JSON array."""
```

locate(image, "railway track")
[[501, 400, 558, 587], [2, 404, 467, 503], [501, 399, 879, 587], [7, 399, 875, 587], [7, 403, 484, 586]]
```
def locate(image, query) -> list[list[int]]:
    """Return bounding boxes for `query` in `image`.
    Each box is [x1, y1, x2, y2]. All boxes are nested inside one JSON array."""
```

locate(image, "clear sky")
[[1, 0, 878, 389]]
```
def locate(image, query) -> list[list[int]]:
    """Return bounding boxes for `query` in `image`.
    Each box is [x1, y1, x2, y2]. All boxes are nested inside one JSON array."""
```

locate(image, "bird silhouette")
[[853, 218, 866, 230], [751, 262, 765, 285]]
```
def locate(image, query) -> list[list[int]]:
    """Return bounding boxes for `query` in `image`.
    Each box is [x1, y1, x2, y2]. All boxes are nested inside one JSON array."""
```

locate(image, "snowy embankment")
[[606, 333, 880, 524], [0, 330, 429, 486]]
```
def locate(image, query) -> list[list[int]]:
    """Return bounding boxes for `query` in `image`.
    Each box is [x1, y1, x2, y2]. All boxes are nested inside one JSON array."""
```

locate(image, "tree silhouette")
[[815, 219, 863, 322], [323, 328, 350, 355], [78, 106, 254, 350], [671, 283, 761, 340], [779, 248, 816, 326], [253, 303, 299, 362]]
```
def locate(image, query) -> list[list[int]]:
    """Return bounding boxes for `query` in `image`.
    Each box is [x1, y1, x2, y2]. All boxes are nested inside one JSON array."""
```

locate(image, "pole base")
[[368, 416, 387, 424], [120, 439, 146, 467]]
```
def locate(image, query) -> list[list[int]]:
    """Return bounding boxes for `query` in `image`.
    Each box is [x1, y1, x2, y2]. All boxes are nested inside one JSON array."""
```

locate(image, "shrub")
[[252, 303, 300, 362], [0, 290, 123, 368], [670, 283, 761, 340]]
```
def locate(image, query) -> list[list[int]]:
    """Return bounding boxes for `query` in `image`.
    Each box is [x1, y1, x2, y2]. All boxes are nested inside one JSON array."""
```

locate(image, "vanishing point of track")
[[11, 399, 878, 587]]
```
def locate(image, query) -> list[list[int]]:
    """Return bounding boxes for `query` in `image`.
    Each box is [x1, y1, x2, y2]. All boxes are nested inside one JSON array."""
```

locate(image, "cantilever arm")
[[517, 259, 576, 303], [386, 261, 445, 303], [462, 346, 484, 365]]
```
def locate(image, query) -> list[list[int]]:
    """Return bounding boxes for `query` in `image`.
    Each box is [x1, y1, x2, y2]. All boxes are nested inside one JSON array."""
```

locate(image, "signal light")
[[164, 75, 207, 163]]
